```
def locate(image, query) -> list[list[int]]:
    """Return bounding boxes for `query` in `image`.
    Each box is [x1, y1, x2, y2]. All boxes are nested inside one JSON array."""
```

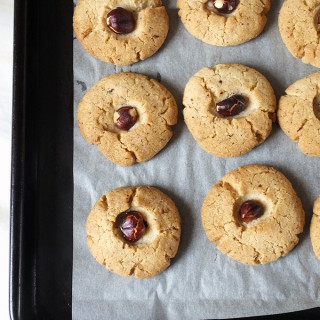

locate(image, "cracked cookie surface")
[[176, 0, 270, 46], [73, 0, 169, 65], [279, 0, 320, 68], [77, 72, 178, 166], [278, 71, 320, 157], [311, 195, 320, 260], [183, 64, 277, 158], [86, 186, 181, 278], [201, 165, 305, 265]]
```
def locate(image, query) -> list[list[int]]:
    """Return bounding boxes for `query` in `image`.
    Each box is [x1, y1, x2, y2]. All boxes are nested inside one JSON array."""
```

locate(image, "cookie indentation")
[[106, 7, 135, 34], [233, 192, 273, 228], [206, 0, 238, 16], [239, 200, 264, 223], [116, 210, 146, 243], [114, 206, 159, 246], [114, 106, 139, 131], [216, 94, 246, 117]]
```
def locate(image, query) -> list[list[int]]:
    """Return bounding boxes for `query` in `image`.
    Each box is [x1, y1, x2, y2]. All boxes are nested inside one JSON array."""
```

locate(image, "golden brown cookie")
[[278, 71, 320, 157], [311, 195, 320, 261], [279, 0, 320, 68], [177, 0, 270, 46], [73, 0, 169, 65], [77, 72, 178, 166], [86, 186, 181, 278], [183, 64, 277, 158], [201, 165, 305, 265]]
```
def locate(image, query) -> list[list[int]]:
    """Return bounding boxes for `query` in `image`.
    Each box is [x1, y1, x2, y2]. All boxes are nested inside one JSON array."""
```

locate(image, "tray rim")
[[10, 0, 73, 319]]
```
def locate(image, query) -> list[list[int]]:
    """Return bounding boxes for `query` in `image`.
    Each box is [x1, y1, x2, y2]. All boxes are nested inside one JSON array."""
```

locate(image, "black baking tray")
[[9, 0, 320, 319], [10, 0, 73, 319]]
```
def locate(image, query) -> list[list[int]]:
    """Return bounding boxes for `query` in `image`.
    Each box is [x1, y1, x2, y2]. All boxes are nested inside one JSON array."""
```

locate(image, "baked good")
[[73, 0, 169, 65], [86, 186, 181, 278], [177, 0, 270, 46], [311, 195, 320, 260], [183, 64, 277, 157], [278, 71, 320, 157], [279, 0, 320, 68], [201, 165, 305, 265], [77, 72, 178, 166]]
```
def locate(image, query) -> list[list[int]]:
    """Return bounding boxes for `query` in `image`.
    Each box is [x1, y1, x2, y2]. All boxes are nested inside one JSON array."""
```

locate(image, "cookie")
[[176, 0, 270, 46], [279, 0, 320, 68], [86, 186, 181, 278], [183, 64, 277, 158], [311, 195, 320, 261], [73, 0, 169, 65], [77, 72, 178, 166], [278, 71, 320, 157], [201, 165, 305, 265]]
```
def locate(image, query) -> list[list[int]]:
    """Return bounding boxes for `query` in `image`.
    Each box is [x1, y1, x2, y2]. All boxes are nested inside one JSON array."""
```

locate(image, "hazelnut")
[[239, 200, 264, 223], [117, 211, 146, 242], [313, 96, 320, 120], [207, 0, 238, 14], [216, 94, 246, 117], [114, 106, 138, 131], [316, 12, 320, 32], [106, 7, 135, 34]]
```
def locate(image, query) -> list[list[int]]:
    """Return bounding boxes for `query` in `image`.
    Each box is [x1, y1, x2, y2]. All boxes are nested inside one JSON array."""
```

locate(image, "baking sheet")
[[72, 1, 320, 319]]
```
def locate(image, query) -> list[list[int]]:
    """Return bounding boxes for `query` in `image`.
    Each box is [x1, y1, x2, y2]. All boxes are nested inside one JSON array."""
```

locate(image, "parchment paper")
[[73, 1, 320, 318]]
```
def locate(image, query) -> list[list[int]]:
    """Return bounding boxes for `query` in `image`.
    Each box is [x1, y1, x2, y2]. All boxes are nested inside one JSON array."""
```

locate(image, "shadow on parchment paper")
[[165, 7, 180, 47], [264, 0, 282, 34], [255, 64, 287, 99], [153, 185, 194, 267]]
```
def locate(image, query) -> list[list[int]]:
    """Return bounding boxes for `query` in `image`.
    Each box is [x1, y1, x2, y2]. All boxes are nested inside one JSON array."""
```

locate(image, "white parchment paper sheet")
[[73, 1, 320, 318]]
